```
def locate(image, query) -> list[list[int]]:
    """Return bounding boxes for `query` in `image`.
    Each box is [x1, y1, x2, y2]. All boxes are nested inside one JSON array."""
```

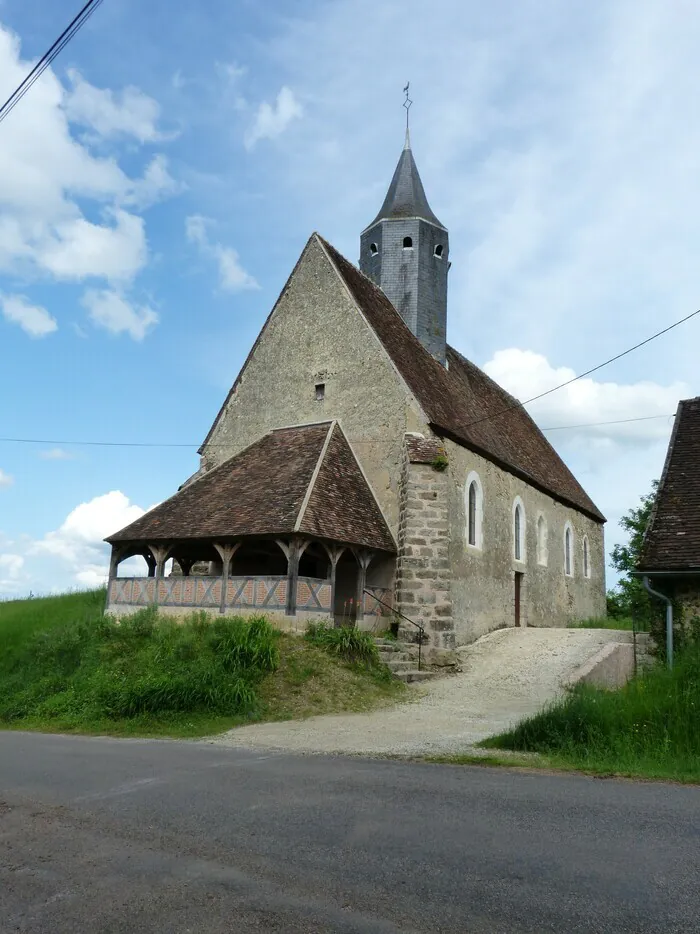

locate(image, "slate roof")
[[106, 422, 395, 552], [405, 434, 445, 464], [321, 237, 605, 523], [638, 398, 700, 571], [363, 131, 445, 231]]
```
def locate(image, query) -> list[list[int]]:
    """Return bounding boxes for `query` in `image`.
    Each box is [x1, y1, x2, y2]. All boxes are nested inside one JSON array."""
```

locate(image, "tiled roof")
[[106, 422, 395, 552], [405, 434, 445, 464], [321, 237, 605, 523], [638, 398, 700, 571]]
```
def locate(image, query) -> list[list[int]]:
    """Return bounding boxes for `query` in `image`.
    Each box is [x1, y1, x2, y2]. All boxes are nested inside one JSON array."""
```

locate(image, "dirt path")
[[211, 628, 631, 757]]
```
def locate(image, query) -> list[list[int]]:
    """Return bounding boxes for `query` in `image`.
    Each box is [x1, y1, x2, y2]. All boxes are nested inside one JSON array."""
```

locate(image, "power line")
[[0, 0, 105, 126], [0, 413, 679, 450], [461, 307, 700, 433]]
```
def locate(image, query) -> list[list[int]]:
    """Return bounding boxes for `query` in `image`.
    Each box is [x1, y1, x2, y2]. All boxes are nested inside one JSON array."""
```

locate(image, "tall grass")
[[567, 616, 636, 631], [485, 644, 700, 781], [0, 600, 279, 728], [305, 622, 380, 666]]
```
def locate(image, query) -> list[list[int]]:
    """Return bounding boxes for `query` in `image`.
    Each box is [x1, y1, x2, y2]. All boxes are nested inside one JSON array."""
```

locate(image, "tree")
[[606, 481, 658, 624]]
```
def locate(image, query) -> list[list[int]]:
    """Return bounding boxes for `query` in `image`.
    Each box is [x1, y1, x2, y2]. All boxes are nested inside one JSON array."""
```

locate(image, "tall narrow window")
[[537, 515, 548, 566], [468, 483, 477, 546], [583, 536, 590, 578], [465, 471, 483, 550], [513, 500, 525, 562], [434, 244, 444, 258], [565, 525, 573, 577]]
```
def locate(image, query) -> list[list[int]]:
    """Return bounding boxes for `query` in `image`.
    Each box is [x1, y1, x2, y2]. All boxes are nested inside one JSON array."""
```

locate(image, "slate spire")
[[360, 127, 449, 365]]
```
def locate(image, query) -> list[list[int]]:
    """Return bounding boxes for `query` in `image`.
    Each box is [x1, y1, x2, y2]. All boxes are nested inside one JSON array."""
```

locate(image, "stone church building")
[[106, 129, 606, 654]]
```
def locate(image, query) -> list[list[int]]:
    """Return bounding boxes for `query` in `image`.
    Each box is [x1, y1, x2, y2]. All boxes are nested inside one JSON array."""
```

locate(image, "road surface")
[[0, 732, 698, 933]]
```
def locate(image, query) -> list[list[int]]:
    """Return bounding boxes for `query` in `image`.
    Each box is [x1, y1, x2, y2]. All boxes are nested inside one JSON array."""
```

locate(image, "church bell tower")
[[359, 111, 449, 365]]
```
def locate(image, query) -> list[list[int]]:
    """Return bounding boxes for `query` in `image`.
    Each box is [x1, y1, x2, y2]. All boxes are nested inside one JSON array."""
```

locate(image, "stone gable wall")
[[201, 236, 427, 535]]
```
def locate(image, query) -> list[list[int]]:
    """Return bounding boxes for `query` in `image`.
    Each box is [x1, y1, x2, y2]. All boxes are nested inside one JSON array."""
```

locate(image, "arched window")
[[513, 497, 525, 562], [583, 536, 590, 579], [536, 515, 548, 566], [434, 244, 444, 258], [564, 524, 573, 577], [403, 236, 413, 249], [465, 471, 483, 549], [370, 242, 378, 255]]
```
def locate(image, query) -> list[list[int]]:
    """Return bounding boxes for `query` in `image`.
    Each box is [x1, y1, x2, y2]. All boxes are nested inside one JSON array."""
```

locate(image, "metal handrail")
[[363, 589, 426, 671]]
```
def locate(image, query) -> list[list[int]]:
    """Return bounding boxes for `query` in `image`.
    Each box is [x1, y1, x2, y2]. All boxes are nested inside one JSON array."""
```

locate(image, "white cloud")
[[244, 86, 302, 149], [0, 470, 14, 488], [82, 288, 159, 341], [39, 448, 74, 461], [0, 554, 24, 578], [484, 348, 685, 446], [64, 69, 172, 143], [186, 215, 259, 292], [32, 491, 146, 566], [1, 294, 57, 337], [0, 24, 175, 288]]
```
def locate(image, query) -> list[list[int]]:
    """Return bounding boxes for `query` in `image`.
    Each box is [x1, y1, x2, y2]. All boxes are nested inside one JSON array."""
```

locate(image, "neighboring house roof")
[[638, 397, 700, 572], [363, 130, 445, 231], [107, 422, 395, 553], [321, 237, 605, 523]]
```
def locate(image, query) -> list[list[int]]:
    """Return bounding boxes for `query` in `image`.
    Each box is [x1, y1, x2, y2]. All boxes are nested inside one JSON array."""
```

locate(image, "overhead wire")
[[0, 0, 105, 126]]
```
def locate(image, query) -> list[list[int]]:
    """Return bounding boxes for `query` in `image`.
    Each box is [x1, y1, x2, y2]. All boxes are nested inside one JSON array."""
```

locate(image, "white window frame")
[[536, 513, 548, 567], [465, 471, 483, 551], [564, 522, 574, 577], [512, 496, 526, 563]]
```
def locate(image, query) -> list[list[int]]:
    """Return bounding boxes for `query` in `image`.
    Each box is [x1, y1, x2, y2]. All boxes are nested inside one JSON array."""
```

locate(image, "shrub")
[[305, 622, 379, 666]]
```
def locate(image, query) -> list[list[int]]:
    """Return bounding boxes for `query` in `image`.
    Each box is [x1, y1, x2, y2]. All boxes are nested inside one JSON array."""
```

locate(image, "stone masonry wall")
[[395, 442, 455, 656]]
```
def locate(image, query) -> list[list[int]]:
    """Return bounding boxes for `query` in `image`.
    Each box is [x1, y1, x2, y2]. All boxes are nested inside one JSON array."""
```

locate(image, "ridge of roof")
[[319, 236, 605, 523], [638, 397, 700, 572], [294, 421, 335, 532]]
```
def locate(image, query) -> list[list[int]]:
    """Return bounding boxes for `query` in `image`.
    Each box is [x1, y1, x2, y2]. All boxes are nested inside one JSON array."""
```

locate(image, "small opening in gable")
[[403, 236, 413, 249], [434, 244, 443, 258], [315, 383, 325, 401], [370, 243, 378, 255]]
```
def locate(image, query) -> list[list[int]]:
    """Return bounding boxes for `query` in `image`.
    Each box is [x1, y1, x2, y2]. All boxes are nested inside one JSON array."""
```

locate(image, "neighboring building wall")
[[445, 439, 606, 644], [674, 579, 700, 627], [201, 236, 426, 534]]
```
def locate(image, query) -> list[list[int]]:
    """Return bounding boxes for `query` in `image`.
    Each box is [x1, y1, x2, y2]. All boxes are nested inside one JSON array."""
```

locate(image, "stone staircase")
[[374, 638, 438, 683]]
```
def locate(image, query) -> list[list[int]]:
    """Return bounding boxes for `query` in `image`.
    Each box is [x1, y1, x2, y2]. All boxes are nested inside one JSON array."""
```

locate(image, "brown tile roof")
[[319, 237, 605, 523], [638, 398, 700, 571], [405, 434, 445, 464], [107, 422, 395, 552]]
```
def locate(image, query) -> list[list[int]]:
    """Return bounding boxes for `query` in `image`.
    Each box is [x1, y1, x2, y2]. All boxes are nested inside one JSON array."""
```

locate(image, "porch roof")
[[106, 421, 396, 554]]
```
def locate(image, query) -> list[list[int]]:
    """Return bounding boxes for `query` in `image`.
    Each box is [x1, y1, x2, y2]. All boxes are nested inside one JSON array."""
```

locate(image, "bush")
[[305, 622, 379, 666], [0, 607, 279, 725]]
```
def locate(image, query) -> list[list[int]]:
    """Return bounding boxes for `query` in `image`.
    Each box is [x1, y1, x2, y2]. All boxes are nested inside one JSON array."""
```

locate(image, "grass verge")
[[480, 643, 700, 783], [567, 616, 636, 630], [0, 591, 405, 738]]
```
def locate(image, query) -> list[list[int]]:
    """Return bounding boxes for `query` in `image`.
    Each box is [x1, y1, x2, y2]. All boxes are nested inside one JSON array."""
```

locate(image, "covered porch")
[[106, 535, 394, 629]]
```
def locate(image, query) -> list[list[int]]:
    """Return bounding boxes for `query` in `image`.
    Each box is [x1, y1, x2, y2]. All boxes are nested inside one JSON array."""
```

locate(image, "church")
[[106, 126, 606, 659]]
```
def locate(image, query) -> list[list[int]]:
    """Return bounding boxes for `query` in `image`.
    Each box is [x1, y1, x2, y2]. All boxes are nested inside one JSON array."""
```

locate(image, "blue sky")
[[0, 0, 698, 595]]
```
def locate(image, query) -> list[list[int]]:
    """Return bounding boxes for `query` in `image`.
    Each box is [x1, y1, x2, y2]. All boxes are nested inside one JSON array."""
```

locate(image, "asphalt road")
[[0, 733, 698, 933]]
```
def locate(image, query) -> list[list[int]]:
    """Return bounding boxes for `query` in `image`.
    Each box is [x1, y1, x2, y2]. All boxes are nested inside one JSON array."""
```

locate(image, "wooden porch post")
[[106, 545, 125, 608], [355, 550, 374, 624], [322, 544, 345, 626], [213, 542, 240, 615], [148, 544, 170, 606]]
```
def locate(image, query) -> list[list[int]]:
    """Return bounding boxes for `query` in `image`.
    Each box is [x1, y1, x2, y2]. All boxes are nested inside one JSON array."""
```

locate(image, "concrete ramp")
[[212, 627, 642, 758]]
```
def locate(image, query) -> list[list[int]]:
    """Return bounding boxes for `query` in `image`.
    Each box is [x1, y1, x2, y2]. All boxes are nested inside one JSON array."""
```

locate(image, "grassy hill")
[[0, 591, 404, 737]]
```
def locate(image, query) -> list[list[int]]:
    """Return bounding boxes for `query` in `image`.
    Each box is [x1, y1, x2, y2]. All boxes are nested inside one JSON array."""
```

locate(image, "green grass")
[[568, 616, 636, 630], [483, 644, 700, 783], [0, 591, 404, 737], [304, 621, 380, 664]]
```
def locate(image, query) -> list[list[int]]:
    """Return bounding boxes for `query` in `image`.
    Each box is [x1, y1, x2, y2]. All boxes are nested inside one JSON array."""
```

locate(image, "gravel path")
[[212, 628, 631, 757]]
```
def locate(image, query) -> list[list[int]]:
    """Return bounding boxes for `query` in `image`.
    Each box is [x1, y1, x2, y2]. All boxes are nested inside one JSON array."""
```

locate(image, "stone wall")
[[445, 439, 606, 644], [201, 235, 426, 536], [395, 441, 454, 655]]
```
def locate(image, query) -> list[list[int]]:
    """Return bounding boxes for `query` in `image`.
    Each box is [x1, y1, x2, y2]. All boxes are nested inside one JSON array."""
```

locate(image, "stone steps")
[[373, 638, 438, 683]]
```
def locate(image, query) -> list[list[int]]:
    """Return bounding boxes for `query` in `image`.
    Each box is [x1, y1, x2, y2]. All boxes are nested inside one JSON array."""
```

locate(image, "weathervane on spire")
[[403, 82, 413, 130]]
